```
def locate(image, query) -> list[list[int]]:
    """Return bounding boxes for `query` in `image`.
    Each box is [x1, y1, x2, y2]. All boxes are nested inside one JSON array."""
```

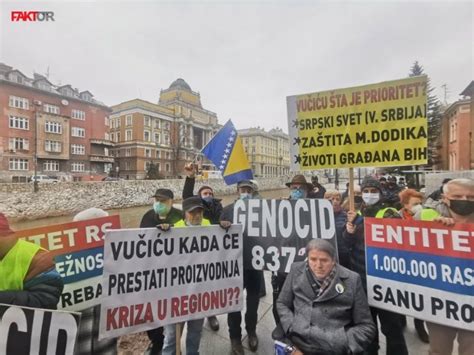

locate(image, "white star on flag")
[[226, 143, 232, 148], [223, 154, 228, 159], [230, 130, 236, 136], [224, 148, 230, 153], [229, 137, 234, 142]]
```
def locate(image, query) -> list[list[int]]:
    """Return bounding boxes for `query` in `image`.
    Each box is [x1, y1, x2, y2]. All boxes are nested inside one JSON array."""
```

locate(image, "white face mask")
[[362, 192, 380, 205], [410, 204, 423, 215]]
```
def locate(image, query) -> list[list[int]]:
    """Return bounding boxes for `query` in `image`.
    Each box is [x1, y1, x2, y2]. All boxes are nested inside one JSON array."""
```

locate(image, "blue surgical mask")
[[202, 196, 213, 204], [240, 192, 252, 200], [153, 202, 170, 215], [290, 188, 305, 200]]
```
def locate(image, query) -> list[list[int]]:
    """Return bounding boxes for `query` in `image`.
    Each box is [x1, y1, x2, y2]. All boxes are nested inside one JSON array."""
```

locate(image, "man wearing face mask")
[[271, 175, 314, 341], [397, 189, 430, 343], [344, 177, 408, 355], [220, 180, 262, 355], [182, 164, 224, 332], [162, 197, 211, 355], [140, 188, 182, 355], [419, 178, 474, 355]]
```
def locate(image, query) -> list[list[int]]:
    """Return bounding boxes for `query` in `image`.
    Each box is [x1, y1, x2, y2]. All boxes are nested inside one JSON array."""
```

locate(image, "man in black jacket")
[[182, 163, 223, 331], [141, 189, 182, 355], [220, 180, 261, 355], [343, 177, 408, 355]]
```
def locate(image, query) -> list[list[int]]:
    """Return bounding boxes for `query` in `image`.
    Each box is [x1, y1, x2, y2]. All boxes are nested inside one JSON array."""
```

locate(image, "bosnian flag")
[[201, 120, 253, 185]]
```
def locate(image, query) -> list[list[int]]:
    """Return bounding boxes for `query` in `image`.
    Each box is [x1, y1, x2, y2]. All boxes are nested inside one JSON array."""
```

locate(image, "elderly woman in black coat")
[[277, 239, 375, 355]]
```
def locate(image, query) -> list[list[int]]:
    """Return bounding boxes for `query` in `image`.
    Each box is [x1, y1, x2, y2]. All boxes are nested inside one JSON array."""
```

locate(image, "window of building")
[[45, 140, 62, 153], [126, 115, 133, 126], [144, 116, 151, 126], [71, 127, 85, 138], [154, 133, 161, 144], [163, 121, 170, 130], [156, 162, 161, 171], [9, 158, 28, 171], [144, 130, 151, 142], [9, 138, 29, 151], [9, 116, 29, 130], [145, 161, 151, 171], [126, 130, 133, 141], [72, 109, 86, 120], [44, 104, 60, 115], [116, 117, 121, 127], [145, 148, 151, 158], [44, 160, 59, 171], [116, 132, 121, 142], [71, 144, 85, 155], [9, 96, 29, 110], [71, 162, 85, 172], [125, 161, 131, 170], [154, 119, 160, 129], [165, 163, 170, 172], [125, 148, 131, 157], [164, 134, 170, 145], [165, 151, 171, 159], [45, 121, 63, 134], [156, 150, 161, 158]]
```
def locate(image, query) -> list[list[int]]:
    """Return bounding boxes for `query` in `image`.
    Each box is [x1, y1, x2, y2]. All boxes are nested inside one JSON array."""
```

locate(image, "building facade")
[[437, 97, 472, 171], [110, 79, 220, 179], [239, 127, 290, 177], [0, 63, 113, 182]]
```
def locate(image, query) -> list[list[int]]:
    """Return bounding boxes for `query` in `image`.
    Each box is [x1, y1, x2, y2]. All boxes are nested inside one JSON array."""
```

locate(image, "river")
[[10, 188, 289, 230]]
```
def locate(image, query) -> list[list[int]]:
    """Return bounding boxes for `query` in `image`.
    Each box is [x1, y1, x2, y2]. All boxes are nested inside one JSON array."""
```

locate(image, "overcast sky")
[[1, 0, 472, 132]]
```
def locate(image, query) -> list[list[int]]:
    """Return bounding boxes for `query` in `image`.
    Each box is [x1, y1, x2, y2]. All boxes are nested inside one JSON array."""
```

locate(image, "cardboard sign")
[[99, 225, 243, 339], [287, 76, 428, 170], [233, 199, 337, 272], [365, 218, 473, 330], [14, 216, 121, 311], [0, 303, 81, 355]]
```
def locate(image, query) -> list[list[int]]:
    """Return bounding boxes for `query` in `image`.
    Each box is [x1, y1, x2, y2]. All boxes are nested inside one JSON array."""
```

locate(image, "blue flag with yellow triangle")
[[201, 120, 254, 185]]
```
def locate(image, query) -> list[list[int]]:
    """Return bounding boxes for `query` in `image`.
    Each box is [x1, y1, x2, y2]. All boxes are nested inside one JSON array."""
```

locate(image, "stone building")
[[0, 63, 113, 182], [239, 127, 290, 177], [110, 79, 220, 179]]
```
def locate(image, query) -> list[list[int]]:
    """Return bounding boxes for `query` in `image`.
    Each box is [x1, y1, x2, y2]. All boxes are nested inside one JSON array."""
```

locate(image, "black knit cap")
[[361, 176, 382, 192]]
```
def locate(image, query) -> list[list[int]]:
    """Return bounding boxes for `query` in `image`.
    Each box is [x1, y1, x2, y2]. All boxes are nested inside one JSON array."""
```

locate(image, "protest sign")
[[233, 199, 336, 272], [0, 303, 81, 355], [287, 76, 428, 170], [99, 225, 243, 339], [365, 218, 473, 330], [14, 216, 121, 311]]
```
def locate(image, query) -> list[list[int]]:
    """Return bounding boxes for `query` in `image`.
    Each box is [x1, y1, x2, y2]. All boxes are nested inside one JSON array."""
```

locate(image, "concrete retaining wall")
[[0, 177, 287, 220]]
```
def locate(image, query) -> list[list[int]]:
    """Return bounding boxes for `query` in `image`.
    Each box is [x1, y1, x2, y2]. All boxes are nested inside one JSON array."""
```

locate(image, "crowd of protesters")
[[1, 167, 472, 355]]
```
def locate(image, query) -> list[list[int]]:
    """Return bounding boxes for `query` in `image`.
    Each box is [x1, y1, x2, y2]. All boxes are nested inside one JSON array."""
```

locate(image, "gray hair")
[[443, 178, 474, 195], [306, 239, 336, 260]]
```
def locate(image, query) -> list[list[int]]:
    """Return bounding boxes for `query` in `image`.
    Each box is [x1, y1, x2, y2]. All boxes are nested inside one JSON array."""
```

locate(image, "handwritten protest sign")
[[365, 218, 473, 330], [99, 225, 243, 339], [287, 76, 428, 170], [14, 216, 121, 311], [0, 303, 81, 355], [233, 199, 336, 272]]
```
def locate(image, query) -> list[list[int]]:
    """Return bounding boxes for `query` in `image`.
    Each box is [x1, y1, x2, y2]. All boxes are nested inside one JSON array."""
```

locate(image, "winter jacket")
[[182, 177, 223, 224], [0, 244, 63, 309], [277, 262, 376, 354], [140, 207, 183, 228], [342, 203, 400, 291]]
